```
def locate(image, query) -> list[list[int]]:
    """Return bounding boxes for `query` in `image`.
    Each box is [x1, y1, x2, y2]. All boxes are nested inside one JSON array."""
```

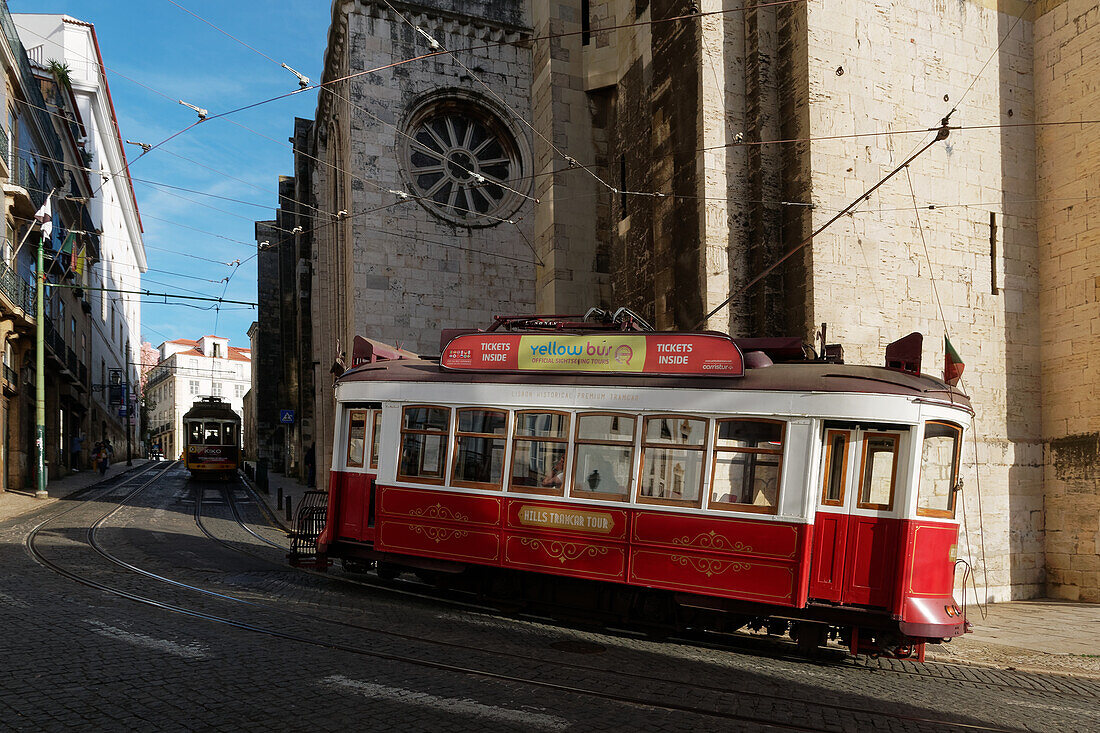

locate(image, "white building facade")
[[15, 14, 146, 451], [146, 336, 250, 459]]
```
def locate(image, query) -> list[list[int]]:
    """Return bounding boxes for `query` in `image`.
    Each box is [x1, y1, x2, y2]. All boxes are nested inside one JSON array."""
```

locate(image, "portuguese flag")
[[944, 336, 964, 386]]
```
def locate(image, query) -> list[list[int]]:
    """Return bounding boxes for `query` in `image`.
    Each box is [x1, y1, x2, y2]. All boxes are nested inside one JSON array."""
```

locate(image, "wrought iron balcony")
[[0, 262, 35, 316], [16, 158, 45, 211]]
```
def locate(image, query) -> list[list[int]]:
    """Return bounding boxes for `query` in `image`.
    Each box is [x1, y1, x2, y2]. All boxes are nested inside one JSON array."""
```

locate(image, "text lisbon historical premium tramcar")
[[313, 314, 972, 659], [182, 397, 242, 479]]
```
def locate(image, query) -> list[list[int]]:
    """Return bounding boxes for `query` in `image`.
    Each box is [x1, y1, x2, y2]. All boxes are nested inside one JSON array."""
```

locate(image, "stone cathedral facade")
[[256, 0, 1098, 603]]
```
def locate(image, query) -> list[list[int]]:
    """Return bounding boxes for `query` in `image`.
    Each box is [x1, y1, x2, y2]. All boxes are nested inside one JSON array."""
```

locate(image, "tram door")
[[809, 425, 907, 608], [335, 407, 382, 543]]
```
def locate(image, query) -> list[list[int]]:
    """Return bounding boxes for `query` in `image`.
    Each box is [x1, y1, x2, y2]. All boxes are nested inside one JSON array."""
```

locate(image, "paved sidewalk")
[[0, 458, 152, 523], [929, 598, 1100, 677], [239, 463, 307, 534]]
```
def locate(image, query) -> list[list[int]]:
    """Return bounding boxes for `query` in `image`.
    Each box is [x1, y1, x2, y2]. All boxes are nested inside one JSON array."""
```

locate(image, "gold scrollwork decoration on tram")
[[672, 530, 753, 554], [519, 537, 608, 564], [409, 502, 470, 523], [411, 525, 469, 544], [671, 554, 752, 577]]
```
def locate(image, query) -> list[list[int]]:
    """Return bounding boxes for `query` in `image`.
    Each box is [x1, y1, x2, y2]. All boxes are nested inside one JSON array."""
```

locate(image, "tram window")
[[918, 422, 961, 517], [369, 410, 382, 469], [510, 411, 570, 494], [204, 423, 222, 445], [858, 434, 898, 510], [821, 431, 849, 506], [638, 417, 707, 506], [710, 419, 784, 513], [572, 413, 635, 500], [346, 410, 368, 468], [222, 423, 236, 446], [188, 422, 203, 446], [398, 406, 451, 483], [452, 408, 508, 488]]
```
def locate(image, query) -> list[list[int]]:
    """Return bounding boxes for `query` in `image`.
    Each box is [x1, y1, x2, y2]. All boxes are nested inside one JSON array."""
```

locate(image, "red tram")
[[313, 314, 972, 659]]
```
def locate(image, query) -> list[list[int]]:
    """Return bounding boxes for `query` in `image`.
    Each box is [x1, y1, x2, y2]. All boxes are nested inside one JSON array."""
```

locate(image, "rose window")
[[402, 100, 525, 226]]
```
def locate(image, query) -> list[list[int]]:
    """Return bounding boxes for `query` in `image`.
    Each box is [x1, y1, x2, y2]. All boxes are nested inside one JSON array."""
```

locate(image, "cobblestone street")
[[0, 463, 1096, 732]]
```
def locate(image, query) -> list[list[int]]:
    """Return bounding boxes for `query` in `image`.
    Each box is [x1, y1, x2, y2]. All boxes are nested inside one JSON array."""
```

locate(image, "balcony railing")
[[16, 158, 45, 211], [147, 368, 170, 389], [3, 363, 15, 386], [0, 262, 35, 315], [66, 346, 78, 374], [0, 125, 8, 173]]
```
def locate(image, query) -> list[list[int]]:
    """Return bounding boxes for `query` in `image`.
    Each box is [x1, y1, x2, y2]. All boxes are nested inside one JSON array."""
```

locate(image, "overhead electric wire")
[[152, 146, 334, 219], [948, 0, 1035, 120], [221, 116, 525, 226], [693, 126, 951, 329], [50, 283, 256, 306], [164, 0, 284, 67]]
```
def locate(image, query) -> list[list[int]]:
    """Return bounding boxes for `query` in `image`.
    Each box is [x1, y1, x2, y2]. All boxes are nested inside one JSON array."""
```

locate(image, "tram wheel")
[[342, 558, 373, 574], [376, 562, 401, 580], [792, 622, 828, 655]]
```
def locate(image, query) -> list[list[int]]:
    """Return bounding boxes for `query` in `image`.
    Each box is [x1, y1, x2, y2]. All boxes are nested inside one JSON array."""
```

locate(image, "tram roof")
[[182, 399, 241, 421], [336, 359, 972, 412]]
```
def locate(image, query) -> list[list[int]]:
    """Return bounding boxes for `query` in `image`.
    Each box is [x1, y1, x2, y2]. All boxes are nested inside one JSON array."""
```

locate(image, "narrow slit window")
[[858, 434, 899, 510], [990, 211, 999, 295], [821, 430, 848, 506], [346, 410, 367, 468], [369, 410, 382, 469], [398, 406, 451, 484], [710, 419, 784, 513]]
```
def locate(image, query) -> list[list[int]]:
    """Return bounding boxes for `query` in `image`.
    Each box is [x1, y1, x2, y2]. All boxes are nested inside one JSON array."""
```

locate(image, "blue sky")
[[11, 1, 332, 352]]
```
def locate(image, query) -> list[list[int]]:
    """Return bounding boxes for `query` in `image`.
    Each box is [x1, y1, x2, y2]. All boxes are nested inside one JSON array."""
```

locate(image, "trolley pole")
[[34, 216, 47, 499]]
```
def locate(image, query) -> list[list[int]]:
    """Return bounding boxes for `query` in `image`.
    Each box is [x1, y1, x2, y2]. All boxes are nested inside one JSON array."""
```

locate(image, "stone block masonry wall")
[[531, 0, 610, 315], [339, 2, 536, 357], [1034, 0, 1100, 602], [309, 1, 538, 484], [800, 0, 1042, 602]]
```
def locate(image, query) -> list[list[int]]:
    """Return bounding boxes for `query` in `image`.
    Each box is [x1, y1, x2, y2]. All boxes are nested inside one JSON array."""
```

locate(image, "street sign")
[[280, 409, 295, 424], [118, 406, 128, 417]]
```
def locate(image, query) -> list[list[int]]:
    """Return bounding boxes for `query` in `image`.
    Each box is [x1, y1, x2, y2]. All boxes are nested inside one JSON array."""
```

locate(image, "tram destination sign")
[[440, 332, 744, 377]]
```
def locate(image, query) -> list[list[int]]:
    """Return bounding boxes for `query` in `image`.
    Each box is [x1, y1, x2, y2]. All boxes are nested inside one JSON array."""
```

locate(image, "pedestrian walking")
[[305, 443, 316, 488], [70, 431, 84, 471], [95, 442, 110, 476]]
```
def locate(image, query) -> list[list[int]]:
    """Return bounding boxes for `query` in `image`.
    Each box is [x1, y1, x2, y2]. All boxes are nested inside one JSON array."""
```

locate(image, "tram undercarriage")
[[319, 543, 942, 660]]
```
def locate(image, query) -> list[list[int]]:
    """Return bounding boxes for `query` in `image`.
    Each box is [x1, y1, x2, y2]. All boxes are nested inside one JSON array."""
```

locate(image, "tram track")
[[16, 465, 1084, 732], [181, 477, 1045, 732], [209, 480, 1100, 708], [28, 468, 840, 731]]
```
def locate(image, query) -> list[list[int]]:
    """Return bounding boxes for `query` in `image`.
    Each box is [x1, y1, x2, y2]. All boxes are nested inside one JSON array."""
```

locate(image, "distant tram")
[[182, 397, 241, 479], [311, 313, 972, 659]]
